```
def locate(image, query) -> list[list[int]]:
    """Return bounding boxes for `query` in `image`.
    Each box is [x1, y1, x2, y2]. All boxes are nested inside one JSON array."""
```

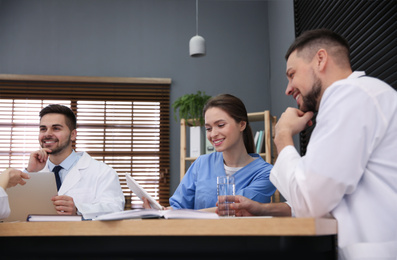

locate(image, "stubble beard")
[[300, 72, 322, 112], [41, 135, 72, 155]]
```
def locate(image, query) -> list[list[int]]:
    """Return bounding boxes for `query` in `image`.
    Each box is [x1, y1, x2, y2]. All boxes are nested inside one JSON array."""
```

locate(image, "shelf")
[[247, 111, 267, 122], [185, 157, 198, 162]]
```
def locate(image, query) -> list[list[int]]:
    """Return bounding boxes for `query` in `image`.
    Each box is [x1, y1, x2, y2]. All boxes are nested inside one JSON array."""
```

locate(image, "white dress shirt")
[[47, 150, 81, 184]]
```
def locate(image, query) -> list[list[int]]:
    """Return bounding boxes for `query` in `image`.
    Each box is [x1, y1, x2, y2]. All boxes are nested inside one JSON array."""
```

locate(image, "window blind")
[[0, 74, 171, 209]]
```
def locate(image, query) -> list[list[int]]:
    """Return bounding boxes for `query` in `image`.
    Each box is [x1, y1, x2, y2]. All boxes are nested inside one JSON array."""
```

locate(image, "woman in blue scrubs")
[[169, 94, 276, 210]]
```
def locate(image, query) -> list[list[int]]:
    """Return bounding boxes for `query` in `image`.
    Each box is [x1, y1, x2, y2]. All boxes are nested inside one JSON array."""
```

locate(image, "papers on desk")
[[27, 214, 83, 222], [95, 209, 219, 221]]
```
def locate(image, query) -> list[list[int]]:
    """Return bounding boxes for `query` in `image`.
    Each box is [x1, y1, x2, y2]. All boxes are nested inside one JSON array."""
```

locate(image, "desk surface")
[[0, 217, 337, 237]]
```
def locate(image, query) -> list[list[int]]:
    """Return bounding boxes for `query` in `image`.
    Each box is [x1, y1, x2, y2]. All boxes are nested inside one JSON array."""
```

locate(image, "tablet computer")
[[125, 173, 162, 210], [3, 171, 58, 222]]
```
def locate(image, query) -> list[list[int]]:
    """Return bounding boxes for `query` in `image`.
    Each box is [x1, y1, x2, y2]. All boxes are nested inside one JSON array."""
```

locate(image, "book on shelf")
[[254, 131, 260, 146], [190, 126, 203, 157], [95, 208, 219, 221], [27, 214, 83, 222], [255, 130, 264, 154]]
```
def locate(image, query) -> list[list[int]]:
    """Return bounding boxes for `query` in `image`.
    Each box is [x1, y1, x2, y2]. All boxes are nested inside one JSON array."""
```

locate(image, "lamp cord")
[[196, 0, 199, 35]]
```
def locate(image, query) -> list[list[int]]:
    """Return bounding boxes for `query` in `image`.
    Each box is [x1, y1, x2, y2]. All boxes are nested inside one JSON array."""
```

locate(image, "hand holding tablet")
[[125, 174, 162, 210]]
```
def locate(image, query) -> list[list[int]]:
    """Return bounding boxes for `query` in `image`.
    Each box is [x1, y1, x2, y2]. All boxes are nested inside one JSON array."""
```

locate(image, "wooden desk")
[[0, 217, 337, 259]]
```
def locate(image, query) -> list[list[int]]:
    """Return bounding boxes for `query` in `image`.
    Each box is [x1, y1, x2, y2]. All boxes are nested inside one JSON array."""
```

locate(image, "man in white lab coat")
[[230, 29, 397, 259], [26, 104, 125, 219]]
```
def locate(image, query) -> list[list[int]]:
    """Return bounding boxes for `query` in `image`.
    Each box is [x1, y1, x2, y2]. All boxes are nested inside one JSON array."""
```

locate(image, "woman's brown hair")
[[203, 94, 255, 153]]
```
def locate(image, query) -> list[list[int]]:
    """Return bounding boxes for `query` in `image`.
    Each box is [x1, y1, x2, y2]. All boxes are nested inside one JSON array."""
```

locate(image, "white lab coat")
[[43, 151, 125, 219], [270, 72, 397, 260], [0, 187, 10, 219]]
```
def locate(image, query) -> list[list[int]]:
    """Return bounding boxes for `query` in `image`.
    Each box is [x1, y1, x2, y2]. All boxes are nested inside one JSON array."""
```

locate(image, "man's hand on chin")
[[275, 108, 314, 153]]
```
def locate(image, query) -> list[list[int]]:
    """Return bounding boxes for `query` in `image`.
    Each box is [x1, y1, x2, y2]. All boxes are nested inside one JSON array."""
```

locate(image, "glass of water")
[[217, 176, 235, 217]]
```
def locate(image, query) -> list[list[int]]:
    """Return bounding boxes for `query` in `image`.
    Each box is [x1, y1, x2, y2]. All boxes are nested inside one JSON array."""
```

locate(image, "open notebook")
[[3, 171, 58, 222], [95, 208, 219, 221]]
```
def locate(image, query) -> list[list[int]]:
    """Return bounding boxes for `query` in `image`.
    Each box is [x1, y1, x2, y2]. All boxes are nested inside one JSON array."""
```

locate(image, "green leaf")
[[171, 91, 211, 125]]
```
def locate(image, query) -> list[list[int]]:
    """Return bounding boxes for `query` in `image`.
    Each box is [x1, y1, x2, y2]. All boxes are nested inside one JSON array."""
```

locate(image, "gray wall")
[[267, 0, 298, 150], [0, 0, 295, 194], [267, 0, 296, 118]]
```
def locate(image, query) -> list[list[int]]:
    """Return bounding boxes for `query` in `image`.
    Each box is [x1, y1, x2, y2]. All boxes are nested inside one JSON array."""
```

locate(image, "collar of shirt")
[[223, 155, 259, 176], [48, 150, 81, 182], [224, 164, 243, 176], [348, 71, 365, 79]]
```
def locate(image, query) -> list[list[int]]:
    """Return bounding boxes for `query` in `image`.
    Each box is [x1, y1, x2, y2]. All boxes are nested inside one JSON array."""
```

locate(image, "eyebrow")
[[40, 124, 64, 128], [286, 68, 293, 77], [205, 119, 226, 127]]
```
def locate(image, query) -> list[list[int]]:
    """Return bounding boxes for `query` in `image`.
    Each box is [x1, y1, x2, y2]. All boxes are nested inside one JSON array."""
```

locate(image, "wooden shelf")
[[247, 111, 268, 122]]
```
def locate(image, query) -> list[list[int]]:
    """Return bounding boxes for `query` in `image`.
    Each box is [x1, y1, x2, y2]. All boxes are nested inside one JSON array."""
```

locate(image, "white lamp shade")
[[189, 35, 206, 57]]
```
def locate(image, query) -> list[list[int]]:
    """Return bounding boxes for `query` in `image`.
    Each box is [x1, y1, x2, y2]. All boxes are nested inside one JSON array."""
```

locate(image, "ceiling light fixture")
[[189, 0, 206, 57]]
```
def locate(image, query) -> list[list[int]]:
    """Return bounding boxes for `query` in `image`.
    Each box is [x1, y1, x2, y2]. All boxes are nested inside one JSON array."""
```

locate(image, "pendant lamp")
[[189, 0, 206, 57]]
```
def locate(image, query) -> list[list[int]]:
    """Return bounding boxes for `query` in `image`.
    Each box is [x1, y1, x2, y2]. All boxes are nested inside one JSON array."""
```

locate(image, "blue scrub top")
[[170, 152, 276, 209]]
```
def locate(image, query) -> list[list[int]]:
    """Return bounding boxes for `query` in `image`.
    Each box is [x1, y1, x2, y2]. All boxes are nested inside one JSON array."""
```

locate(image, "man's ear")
[[71, 129, 77, 141], [316, 49, 328, 72]]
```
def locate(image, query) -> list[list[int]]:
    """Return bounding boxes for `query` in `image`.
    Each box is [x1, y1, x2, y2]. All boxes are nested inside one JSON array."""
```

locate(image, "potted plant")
[[172, 91, 211, 157], [172, 91, 211, 126]]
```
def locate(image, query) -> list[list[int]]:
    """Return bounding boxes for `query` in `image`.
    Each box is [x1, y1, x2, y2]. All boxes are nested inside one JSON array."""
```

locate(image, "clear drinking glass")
[[217, 176, 235, 217]]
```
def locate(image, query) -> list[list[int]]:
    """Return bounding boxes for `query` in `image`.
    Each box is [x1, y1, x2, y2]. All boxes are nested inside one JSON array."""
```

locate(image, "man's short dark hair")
[[39, 104, 77, 130], [285, 28, 350, 68]]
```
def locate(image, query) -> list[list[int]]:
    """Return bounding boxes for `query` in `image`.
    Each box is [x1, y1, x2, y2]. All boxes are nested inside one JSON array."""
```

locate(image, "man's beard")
[[41, 135, 72, 155], [300, 72, 322, 112]]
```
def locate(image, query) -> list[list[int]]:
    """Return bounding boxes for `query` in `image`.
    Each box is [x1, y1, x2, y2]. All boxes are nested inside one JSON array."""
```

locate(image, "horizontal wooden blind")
[[0, 74, 171, 208]]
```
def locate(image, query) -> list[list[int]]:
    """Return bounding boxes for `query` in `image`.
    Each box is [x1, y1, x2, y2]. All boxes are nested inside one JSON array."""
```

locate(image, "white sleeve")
[[73, 166, 125, 219], [0, 187, 11, 219], [270, 83, 381, 218]]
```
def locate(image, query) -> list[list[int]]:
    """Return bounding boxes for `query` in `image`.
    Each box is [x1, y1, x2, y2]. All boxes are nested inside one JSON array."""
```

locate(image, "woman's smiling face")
[[204, 107, 246, 153]]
